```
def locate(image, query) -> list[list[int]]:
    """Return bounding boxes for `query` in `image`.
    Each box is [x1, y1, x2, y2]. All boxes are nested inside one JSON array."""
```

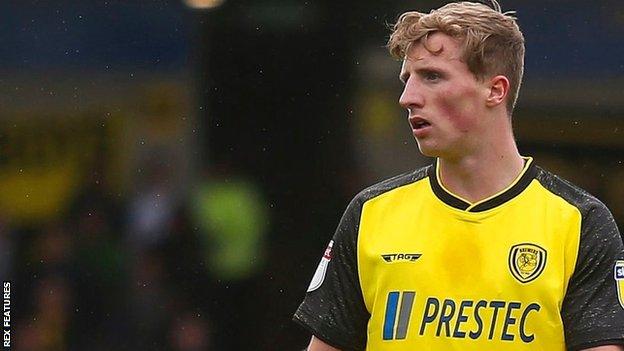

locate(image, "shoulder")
[[349, 164, 431, 209], [533, 164, 620, 257], [533, 165, 610, 218]]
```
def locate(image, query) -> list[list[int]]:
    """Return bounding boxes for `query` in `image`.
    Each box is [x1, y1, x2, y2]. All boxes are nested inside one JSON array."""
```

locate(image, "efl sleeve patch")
[[615, 260, 624, 309], [307, 240, 334, 292]]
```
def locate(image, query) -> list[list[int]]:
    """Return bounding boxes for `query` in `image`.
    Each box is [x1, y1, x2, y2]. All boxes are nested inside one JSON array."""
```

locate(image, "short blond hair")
[[388, 1, 525, 114]]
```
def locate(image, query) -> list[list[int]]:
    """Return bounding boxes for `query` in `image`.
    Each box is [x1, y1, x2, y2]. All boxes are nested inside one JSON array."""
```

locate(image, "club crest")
[[615, 260, 624, 309], [508, 243, 547, 283]]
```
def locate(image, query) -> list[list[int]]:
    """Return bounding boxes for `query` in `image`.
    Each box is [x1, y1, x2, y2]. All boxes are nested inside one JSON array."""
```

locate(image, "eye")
[[423, 71, 441, 82]]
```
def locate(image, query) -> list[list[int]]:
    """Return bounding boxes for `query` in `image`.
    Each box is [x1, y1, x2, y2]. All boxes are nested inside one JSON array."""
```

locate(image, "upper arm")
[[293, 196, 370, 350], [561, 201, 624, 348]]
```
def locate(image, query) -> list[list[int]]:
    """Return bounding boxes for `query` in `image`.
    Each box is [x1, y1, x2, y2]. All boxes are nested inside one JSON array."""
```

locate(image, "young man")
[[294, 1, 624, 350]]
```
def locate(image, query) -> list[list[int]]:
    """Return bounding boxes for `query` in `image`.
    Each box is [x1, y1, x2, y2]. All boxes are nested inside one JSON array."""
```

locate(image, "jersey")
[[294, 157, 624, 350]]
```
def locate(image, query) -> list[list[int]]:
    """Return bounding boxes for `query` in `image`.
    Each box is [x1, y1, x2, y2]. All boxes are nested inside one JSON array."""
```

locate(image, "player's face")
[[399, 32, 490, 159]]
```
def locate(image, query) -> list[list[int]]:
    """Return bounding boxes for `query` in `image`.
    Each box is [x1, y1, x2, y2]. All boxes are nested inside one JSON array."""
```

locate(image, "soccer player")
[[293, 1, 624, 350]]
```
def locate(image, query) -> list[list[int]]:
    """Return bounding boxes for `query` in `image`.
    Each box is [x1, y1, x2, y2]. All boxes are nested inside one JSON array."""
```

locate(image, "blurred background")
[[1, 0, 623, 349]]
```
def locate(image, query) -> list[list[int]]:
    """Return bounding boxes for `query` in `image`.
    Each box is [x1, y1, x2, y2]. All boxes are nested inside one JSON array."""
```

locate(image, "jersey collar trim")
[[428, 157, 537, 212]]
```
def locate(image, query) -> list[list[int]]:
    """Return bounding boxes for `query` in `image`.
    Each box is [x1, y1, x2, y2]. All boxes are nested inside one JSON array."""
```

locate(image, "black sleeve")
[[561, 200, 624, 350], [293, 196, 370, 351]]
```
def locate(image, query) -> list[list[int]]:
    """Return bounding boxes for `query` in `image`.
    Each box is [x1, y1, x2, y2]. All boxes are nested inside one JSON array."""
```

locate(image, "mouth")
[[409, 116, 431, 130]]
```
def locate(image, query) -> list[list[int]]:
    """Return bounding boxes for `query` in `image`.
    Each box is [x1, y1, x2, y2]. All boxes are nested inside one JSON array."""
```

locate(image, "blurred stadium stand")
[[1, 0, 622, 349]]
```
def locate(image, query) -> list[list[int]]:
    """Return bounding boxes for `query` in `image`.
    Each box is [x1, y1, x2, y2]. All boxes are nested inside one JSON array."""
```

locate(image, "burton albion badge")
[[509, 243, 547, 283]]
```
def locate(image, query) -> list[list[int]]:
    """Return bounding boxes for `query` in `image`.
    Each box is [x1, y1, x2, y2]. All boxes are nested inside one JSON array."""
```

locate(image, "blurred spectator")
[[34, 222, 73, 277], [127, 157, 179, 253], [168, 310, 211, 351], [162, 205, 208, 307], [128, 249, 171, 349], [192, 163, 269, 350], [68, 172, 129, 350], [16, 274, 71, 351]]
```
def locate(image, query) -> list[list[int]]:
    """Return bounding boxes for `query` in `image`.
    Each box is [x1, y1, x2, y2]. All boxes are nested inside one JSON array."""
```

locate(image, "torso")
[[358, 159, 578, 350]]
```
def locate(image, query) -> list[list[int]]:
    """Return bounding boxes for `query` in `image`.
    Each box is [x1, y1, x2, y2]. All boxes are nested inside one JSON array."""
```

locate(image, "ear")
[[485, 75, 510, 108]]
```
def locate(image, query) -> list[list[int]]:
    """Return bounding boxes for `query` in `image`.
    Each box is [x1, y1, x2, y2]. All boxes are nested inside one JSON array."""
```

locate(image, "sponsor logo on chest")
[[381, 253, 422, 263], [381, 291, 541, 343], [376, 243, 550, 343]]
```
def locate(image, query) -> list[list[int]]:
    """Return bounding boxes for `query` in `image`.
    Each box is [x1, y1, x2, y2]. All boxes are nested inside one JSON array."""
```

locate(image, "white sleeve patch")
[[307, 240, 334, 292]]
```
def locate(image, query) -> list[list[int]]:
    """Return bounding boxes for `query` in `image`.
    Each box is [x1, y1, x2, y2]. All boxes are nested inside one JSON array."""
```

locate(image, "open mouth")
[[414, 121, 430, 129], [410, 117, 431, 130]]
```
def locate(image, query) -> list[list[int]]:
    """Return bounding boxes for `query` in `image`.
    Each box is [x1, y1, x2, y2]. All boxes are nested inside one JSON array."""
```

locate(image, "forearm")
[[306, 336, 342, 351], [580, 345, 624, 351]]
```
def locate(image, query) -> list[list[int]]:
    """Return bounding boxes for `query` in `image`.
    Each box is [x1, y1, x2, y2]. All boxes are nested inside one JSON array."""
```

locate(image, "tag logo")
[[307, 240, 333, 292], [381, 253, 421, 263], [509, 243, 547, 283], [615, 260, 624, 309]]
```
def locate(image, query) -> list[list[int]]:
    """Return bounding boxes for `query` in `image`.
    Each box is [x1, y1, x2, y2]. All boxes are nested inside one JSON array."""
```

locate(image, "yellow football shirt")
[[295, 158, 624, 350]]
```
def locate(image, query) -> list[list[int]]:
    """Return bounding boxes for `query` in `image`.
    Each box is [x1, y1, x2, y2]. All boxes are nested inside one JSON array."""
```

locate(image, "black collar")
[[428, 157, 537, 212]]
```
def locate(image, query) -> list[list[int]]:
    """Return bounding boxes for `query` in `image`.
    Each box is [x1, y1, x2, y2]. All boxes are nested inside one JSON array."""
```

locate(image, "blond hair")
[[388, 1, 525, 114]]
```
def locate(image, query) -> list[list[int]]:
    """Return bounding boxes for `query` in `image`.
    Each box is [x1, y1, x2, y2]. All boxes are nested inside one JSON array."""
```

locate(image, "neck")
[[437, 137, 524, 204]]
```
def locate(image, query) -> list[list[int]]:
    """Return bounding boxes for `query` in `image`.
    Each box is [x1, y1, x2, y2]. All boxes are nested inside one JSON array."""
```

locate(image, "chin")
[[416, 141, 441, 158]]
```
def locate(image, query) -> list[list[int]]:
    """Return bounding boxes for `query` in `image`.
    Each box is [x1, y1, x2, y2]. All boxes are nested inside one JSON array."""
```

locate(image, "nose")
[[399, 77, 424, 112]]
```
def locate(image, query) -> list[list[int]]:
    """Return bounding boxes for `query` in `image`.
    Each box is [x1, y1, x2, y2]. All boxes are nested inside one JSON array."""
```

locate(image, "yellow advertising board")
[[0, 114, 123, 224]]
